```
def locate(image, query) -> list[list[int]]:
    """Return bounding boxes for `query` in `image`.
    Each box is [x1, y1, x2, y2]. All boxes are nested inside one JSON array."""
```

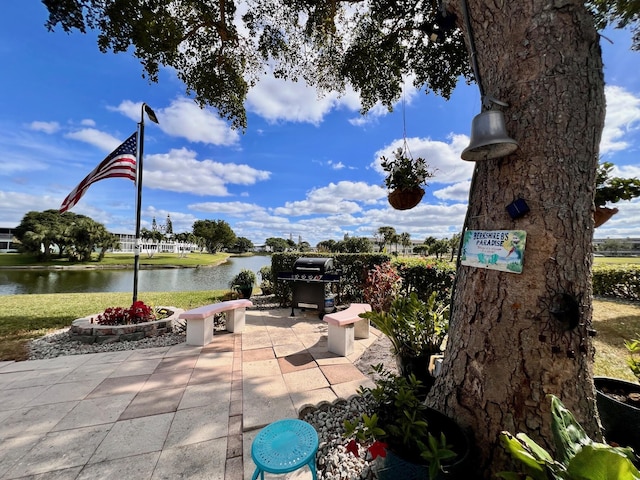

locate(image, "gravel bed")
[[301, 396, 378, 479], [28, 328, 188, 359]]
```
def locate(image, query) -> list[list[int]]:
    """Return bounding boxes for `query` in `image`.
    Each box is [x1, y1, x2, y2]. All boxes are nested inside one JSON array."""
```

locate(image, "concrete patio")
[[0, 307, 379, 480]]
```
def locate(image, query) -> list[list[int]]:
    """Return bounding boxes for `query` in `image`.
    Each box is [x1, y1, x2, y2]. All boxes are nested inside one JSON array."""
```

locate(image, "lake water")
[[0, 255, 272, 295]]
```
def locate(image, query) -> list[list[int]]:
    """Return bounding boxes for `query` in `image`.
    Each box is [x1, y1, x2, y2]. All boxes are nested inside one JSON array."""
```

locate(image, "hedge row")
[[271, 253, 456, 306], [393, 257, 456, 303], [592, 265, 640, 300], [270, 255, 639, 304]]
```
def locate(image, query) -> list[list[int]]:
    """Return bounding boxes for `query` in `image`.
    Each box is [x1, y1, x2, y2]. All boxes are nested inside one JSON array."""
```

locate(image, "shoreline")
[[0, 255, 235, 271]]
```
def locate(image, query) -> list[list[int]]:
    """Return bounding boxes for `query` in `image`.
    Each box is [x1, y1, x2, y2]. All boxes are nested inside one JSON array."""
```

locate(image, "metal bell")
[[461, 110, 518, 161]]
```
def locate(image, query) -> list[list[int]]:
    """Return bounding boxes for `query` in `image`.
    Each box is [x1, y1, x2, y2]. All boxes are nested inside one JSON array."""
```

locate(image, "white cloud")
[[348, 103, 391, 126], [602, 85, 640, 154], [64, 128, 124, 151], [273, 181, 386, 216], [144, 148, 271, 195], [188, 201, 267, 216], [0, 190, 58, 226], [433, 181, 471, 202], [246, 74, 361, 125], [330, 161, 345, 170], [275, 198, 363, 216], [0, 130, 75, 175], [614, 164, 640, 177], [80, 119, 96, 127], [111, 98, 240, 146], [29, 121, 60, 134]]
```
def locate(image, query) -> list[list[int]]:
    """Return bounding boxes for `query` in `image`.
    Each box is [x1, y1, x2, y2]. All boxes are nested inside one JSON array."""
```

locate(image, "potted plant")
[[360, 291, 449, 394], [230, 269, 256, 299], [594, 161, 640, 227], [594, 338, 640, 455], [258, 265, 274, 295], [381, 147, 435, 210], [499, 394, 640, 479], [344, 364, 470, 479]]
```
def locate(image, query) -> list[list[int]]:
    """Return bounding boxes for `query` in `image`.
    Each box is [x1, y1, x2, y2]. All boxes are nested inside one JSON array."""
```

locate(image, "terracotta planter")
[[388, 187, 425, 210], [594, 206, 618, 228]]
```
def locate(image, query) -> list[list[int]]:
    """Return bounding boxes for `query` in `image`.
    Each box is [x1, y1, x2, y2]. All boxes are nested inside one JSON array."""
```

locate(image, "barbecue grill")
[[278, 257, 340, 317]]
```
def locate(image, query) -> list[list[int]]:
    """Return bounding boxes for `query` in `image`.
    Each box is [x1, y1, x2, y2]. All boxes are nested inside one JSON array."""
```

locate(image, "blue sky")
[[1, 3, 639, 246]]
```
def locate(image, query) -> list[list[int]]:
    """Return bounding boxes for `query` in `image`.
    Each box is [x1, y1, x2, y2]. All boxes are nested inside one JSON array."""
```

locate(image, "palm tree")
[[399, 232, 411, 255], [97, 233, 120, 261]]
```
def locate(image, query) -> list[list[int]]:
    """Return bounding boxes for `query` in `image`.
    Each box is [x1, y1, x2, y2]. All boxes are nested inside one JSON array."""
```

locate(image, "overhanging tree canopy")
[[42, 0, 639, 475]]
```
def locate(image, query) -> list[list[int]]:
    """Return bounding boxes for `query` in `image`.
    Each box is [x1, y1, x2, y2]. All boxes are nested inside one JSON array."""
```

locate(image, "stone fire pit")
[[69, 307, 184, 344]]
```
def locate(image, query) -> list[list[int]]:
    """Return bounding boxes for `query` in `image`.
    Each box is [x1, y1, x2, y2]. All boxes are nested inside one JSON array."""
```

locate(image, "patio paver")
[[0, 307, 376, 480]]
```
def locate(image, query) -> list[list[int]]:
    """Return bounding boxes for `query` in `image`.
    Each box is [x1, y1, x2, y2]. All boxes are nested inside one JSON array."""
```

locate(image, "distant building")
[[112, 233, 199, 254], [0, 227, 19, 252]]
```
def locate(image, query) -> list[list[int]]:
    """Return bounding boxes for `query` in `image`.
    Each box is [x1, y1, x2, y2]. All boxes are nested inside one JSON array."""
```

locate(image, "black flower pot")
[[238, 285, 253, 299], [396, 354, 436, 396], [594, 376, 640, 454], [376, 408, 471, 479]]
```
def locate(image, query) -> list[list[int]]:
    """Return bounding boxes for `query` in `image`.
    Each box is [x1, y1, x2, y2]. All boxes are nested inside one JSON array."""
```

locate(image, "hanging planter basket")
[[388, 187, 425, 210], [594, 206, 619, 228]]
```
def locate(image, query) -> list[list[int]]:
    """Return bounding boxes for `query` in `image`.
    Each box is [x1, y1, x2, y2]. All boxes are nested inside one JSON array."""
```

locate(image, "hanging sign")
[[461, 230, 526, 274]]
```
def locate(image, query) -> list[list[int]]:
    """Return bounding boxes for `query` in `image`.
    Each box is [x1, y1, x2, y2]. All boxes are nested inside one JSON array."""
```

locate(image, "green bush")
[[258, 265, 274, 294], [393, 257, 455, 304], [229, 269, 256, 288], [592, 265, 640, 300]]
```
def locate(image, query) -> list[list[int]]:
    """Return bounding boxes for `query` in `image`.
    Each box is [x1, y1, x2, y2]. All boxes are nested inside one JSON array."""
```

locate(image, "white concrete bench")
[[179, 299, 253, 346], [323, 303, 371, 356]]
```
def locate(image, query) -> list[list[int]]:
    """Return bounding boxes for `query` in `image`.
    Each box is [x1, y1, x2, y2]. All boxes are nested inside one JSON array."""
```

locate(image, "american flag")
[[60, 132, 138, 213]]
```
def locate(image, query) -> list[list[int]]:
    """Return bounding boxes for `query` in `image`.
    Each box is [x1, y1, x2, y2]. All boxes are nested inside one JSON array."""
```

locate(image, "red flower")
[[367, 441, 388, 460], [346, 439, 359, 457]]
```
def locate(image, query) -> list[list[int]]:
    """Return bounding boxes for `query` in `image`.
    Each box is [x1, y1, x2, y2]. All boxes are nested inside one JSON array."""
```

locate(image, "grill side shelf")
[[277, 272, 340, 282]]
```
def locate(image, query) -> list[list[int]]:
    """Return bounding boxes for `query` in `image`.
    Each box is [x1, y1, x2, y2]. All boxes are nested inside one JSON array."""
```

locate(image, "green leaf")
[[499, 432, 550, 480], [550, 395, 591, 464], [566, 444, 640, 480]]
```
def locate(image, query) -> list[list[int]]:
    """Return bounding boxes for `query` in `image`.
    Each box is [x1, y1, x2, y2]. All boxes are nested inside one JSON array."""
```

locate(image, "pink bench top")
[[323, 303, 371, 326], [179, 299, 253, 320]]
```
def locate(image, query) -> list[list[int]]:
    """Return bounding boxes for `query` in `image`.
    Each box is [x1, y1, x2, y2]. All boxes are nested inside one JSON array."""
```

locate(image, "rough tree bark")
[[429, 0, 605, 476]]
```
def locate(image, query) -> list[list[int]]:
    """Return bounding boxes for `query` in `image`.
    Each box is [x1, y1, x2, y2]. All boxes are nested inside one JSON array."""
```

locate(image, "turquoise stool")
[[251, 419, 319, 480]]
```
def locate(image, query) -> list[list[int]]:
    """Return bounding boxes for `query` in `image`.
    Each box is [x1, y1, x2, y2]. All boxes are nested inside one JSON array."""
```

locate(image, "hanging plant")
[[381, 148, 435, 210]]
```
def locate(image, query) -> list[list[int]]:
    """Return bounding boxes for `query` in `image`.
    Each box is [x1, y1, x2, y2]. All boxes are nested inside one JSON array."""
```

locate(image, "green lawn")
[[593, 256, 640, 265], [1, 290, 638, 386], [0, 290, 228, 361]]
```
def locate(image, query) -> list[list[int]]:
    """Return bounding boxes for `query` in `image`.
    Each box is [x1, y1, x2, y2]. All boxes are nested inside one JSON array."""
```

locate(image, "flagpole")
[[133, 103, 159, 304]]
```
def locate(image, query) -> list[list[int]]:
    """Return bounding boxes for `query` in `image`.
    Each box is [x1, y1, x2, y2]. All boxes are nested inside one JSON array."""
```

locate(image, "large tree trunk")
[[430, 1, 605, 476]]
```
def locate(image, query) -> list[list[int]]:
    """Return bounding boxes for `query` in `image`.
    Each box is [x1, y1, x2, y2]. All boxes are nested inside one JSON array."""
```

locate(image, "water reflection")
[[0, 255, 272, 295]]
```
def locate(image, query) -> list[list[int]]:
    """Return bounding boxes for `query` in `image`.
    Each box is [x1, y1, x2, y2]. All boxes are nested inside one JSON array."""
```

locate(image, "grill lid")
[[293, 257, 334, 274]]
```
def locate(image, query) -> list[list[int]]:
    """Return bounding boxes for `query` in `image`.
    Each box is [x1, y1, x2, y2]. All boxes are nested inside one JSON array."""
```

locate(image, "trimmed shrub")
[[593, 265, 640, 300], [394, 257, 456, 304]]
